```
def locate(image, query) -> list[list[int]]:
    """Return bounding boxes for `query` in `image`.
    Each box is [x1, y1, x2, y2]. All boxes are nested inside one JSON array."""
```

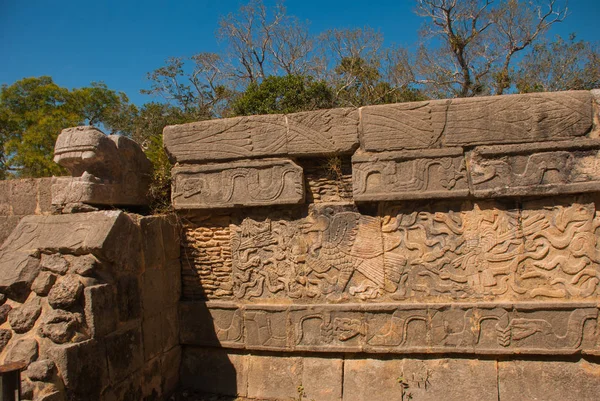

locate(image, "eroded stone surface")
[[0, 253, 40, 302], [360, 100, 448, 151], [180, 200, 600, 303], [8, 297, 42, 333], [47, 274, 83, 310], [361, 91, 592, 151], [172, 159, 304, 209], [287, 108, 359, 155], [469, 139, 600, 197], [52, 126, 152, 208], [6, 338, 39, 364], [353, 148, 469, 201], [31, 272, 57, 296], [181, 301, 599, 355], [39, 309, 83, 344], [164, 115, 288, 163]]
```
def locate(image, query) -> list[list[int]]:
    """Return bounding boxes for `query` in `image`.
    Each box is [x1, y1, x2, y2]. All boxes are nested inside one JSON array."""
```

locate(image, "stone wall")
[[0, 211, 181, 401], [0, 178, 53, 244], [167, 90, 600, 400]]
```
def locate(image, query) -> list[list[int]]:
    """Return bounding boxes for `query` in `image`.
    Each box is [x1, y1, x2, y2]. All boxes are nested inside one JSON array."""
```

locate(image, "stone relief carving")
[[352, 148, 469, 201], [222, 201, 600, 302], [182, 301, 599, 355], [469, 140, 600, 197], [359, 91, 592, 151], [52, 126, 152, 209], [172, 159, 304, 209]]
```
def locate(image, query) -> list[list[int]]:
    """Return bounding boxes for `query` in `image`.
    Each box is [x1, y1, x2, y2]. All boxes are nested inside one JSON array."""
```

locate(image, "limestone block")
[[180, 347, 247, 396], [302, 357, 343, 401], [31, 272, 56, 296], [498, 359, 600, 401], [105, 326, 143, 382], [141, 356, 161, 399], [352, 148, 468, 201], [116, 275, 141, 322], [246, 355, 302, 400], [38, 310, 82, 344], [0, 211, 130, 259], [84, 285, 117, 338], [343, 357, 498, 401], [0, 181, 10, 215], [5, 338, 39, 364], [179, 302, 242, 347], [140, 216, 166, 271], [9, 179, 39, 216], [26, 359, 56, 382], [172, 158, 304, 209], [0, 216, 21, 245], [162, 305, 179, 352], [0, 304, 11, 324], [0, 329, 12, 352], [142, 313, 163, 361], [0, 253, 40, 302], [52, 126, 152, 208], [187, 301, 600, 356], [444, 90, 593, 146], [469, 139, 600, 197], [40, 254, 69, 275], [360, 91, 592, 151], [160, 345, 181, 396], [286, 107, 359, 155], [47, 274, 83, 309], [360, 100, 448, 151], [8, 297, 42, 333], [164, 114, 288, 163]]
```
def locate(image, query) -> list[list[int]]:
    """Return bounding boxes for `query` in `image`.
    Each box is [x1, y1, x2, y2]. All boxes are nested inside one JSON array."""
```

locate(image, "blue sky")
[[1, 0, 598, 105]]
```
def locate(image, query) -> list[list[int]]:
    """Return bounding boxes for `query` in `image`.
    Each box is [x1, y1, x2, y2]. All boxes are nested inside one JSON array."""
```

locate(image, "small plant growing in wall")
[[397, 372, 413, 400]]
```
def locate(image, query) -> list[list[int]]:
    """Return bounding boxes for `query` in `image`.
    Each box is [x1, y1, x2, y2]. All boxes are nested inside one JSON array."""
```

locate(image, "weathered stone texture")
[[343, 357, 498, 401], [182, 301, 599, 355], [443, 90, 593, 146], [361, 91, 592, 152], [498, 359, 600, 401], [172, 158, 305, 209], [353, 148, 469, 201], [177, 199, 600, 304], [164, 114, 288, 162], [180, 347, 247, 397], [181, 219, 233, 300], [469, 139, 600, 197], [286, 107, 359, 155], [52, 126, 152, 208], [360, 100, 448, 151]]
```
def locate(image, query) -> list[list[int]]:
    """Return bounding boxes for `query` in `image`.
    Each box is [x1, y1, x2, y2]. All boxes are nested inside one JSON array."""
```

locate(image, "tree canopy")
[[2, 0, 599, 184]]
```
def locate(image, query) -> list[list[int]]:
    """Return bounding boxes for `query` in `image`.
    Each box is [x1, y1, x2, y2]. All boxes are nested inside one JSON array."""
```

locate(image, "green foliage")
[[144, 134, 173, 214], [230, 75, 334, 116], [129, 102, 201, 213], [0, 76, 133, 178]]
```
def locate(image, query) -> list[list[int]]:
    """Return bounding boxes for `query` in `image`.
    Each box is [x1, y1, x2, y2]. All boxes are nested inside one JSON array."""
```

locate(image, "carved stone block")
[[163, 115, 288, 163], [469, 139, 600, 198], [360, 100, 448, 151], [171, 159, 304, 209], [444, 91, 593, 146], [52, 126, 152, 209], [182, 301, 599, 356], [352, 148, 469, 201], [181, 199, 600, 303], [286, 108, 359, 155], [360, 91, 592, 151]]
